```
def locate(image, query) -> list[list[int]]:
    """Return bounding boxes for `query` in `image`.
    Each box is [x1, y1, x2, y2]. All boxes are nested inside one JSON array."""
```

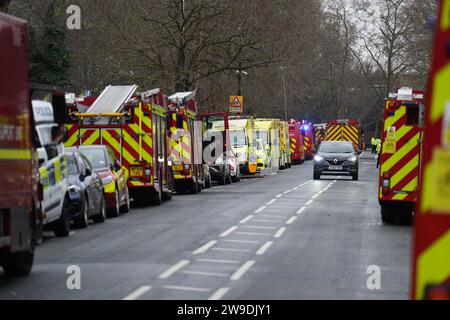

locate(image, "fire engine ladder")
[[77, 85, 139, 163]]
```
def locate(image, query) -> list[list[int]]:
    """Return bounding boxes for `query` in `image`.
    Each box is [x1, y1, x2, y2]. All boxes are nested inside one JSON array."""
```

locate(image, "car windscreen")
[[66, 154, 79, 175], [230, 130, 247, 147], [256, 130, 269, 146], [78, 149, 108, 169], [319, 142, 354, 153]]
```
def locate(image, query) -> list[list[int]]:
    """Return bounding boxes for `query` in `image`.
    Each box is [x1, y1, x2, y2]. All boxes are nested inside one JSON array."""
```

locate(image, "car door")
[[79, 154, 100, 214], [106, 147, 126, 203]]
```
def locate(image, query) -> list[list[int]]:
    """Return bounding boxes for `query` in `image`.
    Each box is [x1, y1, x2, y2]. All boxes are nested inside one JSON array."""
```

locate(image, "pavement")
[[0, 152, 412, 300]]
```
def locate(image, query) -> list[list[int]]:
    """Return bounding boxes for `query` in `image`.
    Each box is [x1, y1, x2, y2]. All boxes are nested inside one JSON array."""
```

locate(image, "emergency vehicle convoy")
[[65, 86, 173, 204], [378, 88, 424, 224], [324, 119, 363, 152]]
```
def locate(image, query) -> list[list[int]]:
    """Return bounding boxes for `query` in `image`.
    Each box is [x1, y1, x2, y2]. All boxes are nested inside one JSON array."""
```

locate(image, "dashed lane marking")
[[254, 206, 266, 213], [266, 199, 277, 205], [286, 216, 297, 225], [274, 227, 287, 239], [296, 207, 307, 214], [230, 261, 255, 280], [256, 241, 274, 255], [158, 260, 190, 279], [220, 226, 238, 237], [162, 285, 210, 293], [180, 270, 228, 277], [208, 287, 230, 300], [241, 225, 277, 230], [240, 215, 254, 224], [223, 239, 260, 244], [193, 240, 217, 255], [197, 258, 240, 264], [122, 286, 152, 300], [305, 200, 314, 206], [235, 231, 272, 236], [212, 247, 252, 253]]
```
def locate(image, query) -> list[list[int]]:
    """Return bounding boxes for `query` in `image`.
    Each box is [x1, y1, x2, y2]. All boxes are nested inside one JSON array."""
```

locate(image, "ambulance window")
[[406, 105, 420, 126]]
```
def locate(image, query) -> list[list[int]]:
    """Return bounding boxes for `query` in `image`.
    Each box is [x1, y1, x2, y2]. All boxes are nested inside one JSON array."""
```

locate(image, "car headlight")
[[101, 176, 113, 185], [69, 185, 81, 193], [314, 155, 324, 162], [347, 156, 358, 162], [144, 169, 151, 176]]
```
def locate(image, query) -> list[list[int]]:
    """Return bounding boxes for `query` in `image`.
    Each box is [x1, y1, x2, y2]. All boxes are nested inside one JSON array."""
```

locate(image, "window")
[[319, 142, 354, 153], [406, 105, 420, 126], [67, 154, 79, 175], [79, 148, 108, 169], [176, 114, 184, 129]]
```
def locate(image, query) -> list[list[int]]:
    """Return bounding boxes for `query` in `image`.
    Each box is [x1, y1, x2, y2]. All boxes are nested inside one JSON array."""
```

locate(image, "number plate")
[[130, 167, 143, 177], [329, 166, 343, 171], [172, 164, 183, 172]]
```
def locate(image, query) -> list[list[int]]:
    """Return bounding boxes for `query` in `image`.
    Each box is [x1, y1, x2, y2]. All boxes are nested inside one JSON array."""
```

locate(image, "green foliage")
[[28, 19, 70, 86]]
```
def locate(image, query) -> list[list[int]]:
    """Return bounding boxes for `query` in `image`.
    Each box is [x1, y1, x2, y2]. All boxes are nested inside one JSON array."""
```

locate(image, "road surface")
[[0, 152, 411, 300]]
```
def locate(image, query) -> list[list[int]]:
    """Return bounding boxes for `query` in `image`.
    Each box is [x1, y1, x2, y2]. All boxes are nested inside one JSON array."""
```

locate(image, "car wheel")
[[92, 198, 106, 223], [74, 197, 89, 229], [205, 174, 212, 188], [107, 190, 120, 218], [120, 187, 130, 213], [313, 171, 321, 180], [1, 250, 34, 277], [352, 173, 359, 181], [152, 184, 163, 205], [54, 197, 71, 237]]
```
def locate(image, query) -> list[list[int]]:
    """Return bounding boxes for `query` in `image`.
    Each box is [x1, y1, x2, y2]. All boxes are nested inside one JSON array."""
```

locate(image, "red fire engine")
[[300, 120, 314, 160], [378, 88, 424, 224], [325, 119, 362, 152], [289, 120, 305, 164]]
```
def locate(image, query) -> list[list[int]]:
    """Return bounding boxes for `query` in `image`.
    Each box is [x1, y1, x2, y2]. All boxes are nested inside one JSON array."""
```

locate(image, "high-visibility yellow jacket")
[[376, 143, 382, 154], [371, 137, 376, 145]]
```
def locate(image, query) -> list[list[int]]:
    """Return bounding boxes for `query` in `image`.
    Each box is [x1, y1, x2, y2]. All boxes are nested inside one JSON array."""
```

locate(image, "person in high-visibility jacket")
[[371, 137, 376, 154], [376, 141, 381, 168]]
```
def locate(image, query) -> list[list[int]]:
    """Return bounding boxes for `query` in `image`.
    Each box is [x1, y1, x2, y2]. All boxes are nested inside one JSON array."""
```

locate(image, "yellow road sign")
[[229, 96, 244, 113]]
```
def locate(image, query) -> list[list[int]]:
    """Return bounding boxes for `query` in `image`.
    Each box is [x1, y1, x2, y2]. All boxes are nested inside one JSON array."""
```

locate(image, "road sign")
[[412, 0, 450, 300], [229, 96, 243, 114]]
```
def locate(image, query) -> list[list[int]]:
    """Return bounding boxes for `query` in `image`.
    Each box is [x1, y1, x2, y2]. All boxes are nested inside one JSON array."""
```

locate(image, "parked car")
[[66, 150, 106, 228], [66, 145, 130, 217], [227, 151, 241, 183]]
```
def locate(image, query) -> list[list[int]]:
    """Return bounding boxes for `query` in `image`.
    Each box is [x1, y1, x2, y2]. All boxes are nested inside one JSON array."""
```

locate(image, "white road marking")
[[158, 260, 190, 279], [235, 231, 271, 236], [197, 258, 239, 264], [297, 207, 307, 214], [263, 209, 284, 212], [251, 219, 282, 223], [180, 270, 228, 277], [254, 206, 266, 213], [275, 194, 283, 198], [266, 199, 277, 205], [256, 241, 274, 255], [223, 239, 260, 244], [312, 194, 319, 199], [208, 287, 230, 300], [212, 247, 252, 253], [240, 215, 254, 224], [286, 216, 298, 225], [283, 190, 292, 194], [230, 260, 255, 280], [162, 285, 210, 293], [274, 227, 287, 238], [241, 225, 277, 230], [305, 200, 314, 206], [193, 240, 217, 255], [257, 215, 285, 219], [220, 226, 238, 237], [122, 286, 152, 300]]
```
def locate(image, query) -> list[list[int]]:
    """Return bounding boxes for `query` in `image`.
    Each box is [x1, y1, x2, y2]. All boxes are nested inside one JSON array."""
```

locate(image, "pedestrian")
[[371, 137, 376, 154], [376, 141, 382, 168]]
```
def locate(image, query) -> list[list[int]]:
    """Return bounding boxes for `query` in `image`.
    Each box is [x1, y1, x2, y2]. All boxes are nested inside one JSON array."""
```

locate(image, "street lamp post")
[[280, 66, 288, 121]]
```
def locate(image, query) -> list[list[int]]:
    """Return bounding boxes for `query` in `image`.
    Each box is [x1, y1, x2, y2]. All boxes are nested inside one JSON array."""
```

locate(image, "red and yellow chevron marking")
[[290, 138, 296, 154], [378, 105, 421, 202], [64, 102, 155, 187], [303, 137, 310, 151], [325, 125, 359, 150], [412, 0, 450, 300], [169, 112, 192, 180]]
